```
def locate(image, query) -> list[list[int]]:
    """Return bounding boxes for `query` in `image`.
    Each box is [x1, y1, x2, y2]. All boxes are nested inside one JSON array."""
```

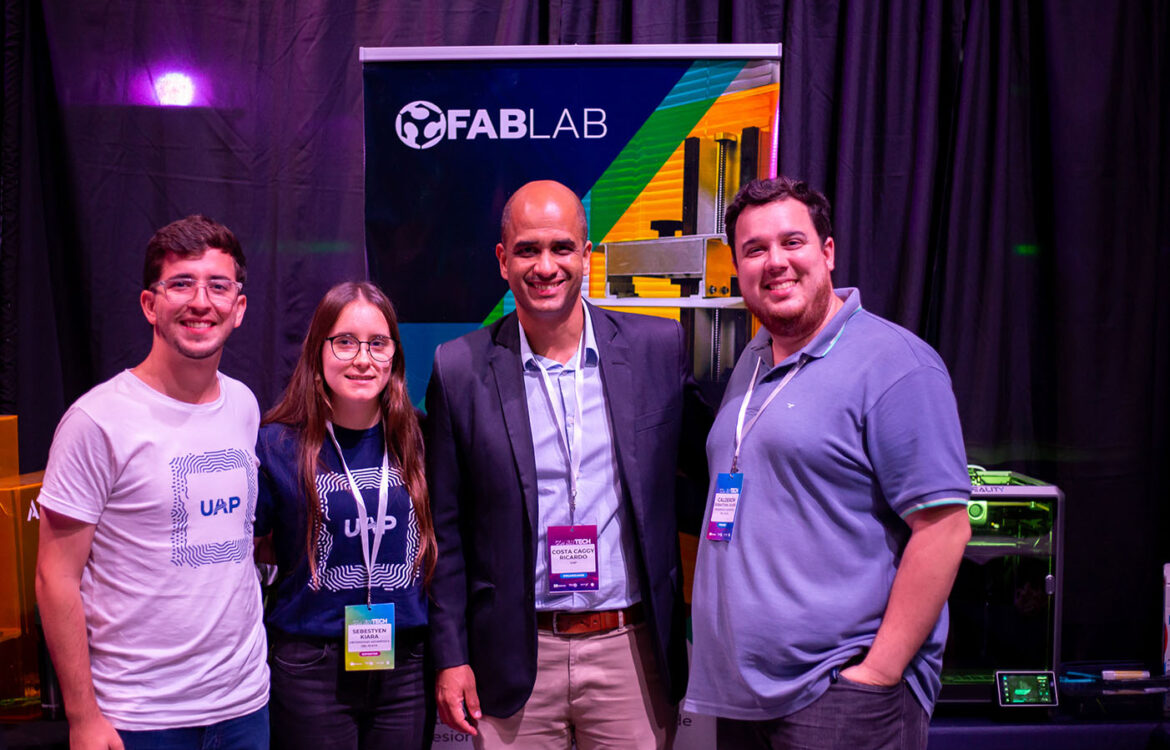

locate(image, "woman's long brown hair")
[[263, 281, 435, 587]]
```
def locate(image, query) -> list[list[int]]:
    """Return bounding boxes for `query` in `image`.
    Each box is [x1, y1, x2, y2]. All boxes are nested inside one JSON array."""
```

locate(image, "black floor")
[[0, 719, 67, 750]]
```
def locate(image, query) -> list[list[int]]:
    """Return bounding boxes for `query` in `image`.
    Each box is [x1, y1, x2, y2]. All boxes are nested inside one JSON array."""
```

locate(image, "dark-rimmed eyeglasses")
[[325, 335, 395, 362], [152, 277, 243, 307]]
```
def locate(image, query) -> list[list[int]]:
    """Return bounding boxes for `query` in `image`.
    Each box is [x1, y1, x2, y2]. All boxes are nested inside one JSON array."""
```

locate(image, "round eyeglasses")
[[153, 277, 243, 307], [325, 335, 395, 362]]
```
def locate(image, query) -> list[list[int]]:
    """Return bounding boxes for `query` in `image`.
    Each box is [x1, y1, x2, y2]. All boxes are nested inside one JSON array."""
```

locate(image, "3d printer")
[[940, 468, 1065, 704], [589, 62, 779, 384]]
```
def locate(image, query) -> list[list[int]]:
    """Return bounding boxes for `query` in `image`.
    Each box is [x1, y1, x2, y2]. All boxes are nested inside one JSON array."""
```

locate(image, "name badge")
[[344, 602, 395, 671], [547, 524, 599, 592], [706, 473, 743, 541]]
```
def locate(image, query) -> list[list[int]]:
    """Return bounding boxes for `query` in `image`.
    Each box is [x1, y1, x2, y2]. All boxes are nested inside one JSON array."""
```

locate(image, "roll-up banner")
[[362, 44, 781, 413]]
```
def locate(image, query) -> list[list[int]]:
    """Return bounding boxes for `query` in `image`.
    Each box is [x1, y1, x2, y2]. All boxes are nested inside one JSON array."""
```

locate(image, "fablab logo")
[[395, 100, 607, 150], [396, 101, 446, 149]]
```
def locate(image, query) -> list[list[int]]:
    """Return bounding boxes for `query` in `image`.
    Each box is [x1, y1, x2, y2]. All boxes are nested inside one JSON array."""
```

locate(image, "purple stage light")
[[154, 72, 195, 106], [126, 66, 214, 108]]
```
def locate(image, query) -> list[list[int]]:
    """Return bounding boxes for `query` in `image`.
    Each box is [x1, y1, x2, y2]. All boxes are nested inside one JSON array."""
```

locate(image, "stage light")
[[154, 72, 195, 106]]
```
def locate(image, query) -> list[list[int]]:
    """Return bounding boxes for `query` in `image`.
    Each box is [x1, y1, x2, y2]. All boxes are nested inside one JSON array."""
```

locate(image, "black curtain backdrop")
[[1, 0, 1167, 667]]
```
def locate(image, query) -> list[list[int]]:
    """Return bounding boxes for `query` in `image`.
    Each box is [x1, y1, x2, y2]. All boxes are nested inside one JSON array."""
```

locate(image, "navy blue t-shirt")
[[255, 421, 427, 637]]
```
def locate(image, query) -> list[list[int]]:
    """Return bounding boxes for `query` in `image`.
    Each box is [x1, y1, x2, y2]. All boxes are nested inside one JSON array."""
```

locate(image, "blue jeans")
[[119, 705, 268, 750], [716, 676, 929, 750], [268, 627, 434, 750]]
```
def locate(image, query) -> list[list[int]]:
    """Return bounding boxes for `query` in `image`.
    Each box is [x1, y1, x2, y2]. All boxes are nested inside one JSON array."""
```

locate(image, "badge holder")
[[707, 473, 743, 541], [548, 524, 599, 592], [345, 603, 396, 671]]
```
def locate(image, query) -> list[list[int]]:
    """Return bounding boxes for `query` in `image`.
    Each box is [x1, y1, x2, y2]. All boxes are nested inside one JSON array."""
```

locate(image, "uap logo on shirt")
[[344, 515, 398, 537], [200, 496, 242, 516], [170, 449, 256, 567], [394, 99, 608, 150]]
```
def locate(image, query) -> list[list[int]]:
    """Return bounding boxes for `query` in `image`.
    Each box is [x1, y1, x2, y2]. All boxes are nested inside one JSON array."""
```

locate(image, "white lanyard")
[[326, 422, 390, 608], [732, 354, 808, 473], [531, 332, 587, 526]]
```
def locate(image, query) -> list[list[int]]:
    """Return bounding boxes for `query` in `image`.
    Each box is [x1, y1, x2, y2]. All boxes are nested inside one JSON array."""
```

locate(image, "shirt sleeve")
[[864, 365, 972, 518], [36, 408, 115, 524]]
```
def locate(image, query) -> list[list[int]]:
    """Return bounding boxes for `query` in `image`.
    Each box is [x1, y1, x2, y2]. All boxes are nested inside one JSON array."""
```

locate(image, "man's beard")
[[754, 279, 836, 344]]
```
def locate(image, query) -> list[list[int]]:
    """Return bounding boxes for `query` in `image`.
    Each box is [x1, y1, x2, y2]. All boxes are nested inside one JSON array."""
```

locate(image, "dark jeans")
[[119, 705, 268, 750], [716, 676, 929, 750], [269, 627, 434, 750]]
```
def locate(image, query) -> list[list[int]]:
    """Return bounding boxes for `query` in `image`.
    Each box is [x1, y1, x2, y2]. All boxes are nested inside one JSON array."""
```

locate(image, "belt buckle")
[[551, 611, 567, 636]]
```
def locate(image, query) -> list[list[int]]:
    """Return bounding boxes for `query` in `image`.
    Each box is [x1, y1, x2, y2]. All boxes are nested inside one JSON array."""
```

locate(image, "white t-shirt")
[[37, 370, 269, 730]]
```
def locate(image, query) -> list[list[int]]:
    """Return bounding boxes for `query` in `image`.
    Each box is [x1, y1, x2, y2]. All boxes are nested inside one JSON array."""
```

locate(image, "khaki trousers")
[[475, 622, 676, 750]]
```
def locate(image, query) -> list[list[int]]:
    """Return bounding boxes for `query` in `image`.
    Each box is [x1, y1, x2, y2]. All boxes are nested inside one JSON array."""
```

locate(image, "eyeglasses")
[[153, 277, 243, 307], [325, 335, 395, 362]]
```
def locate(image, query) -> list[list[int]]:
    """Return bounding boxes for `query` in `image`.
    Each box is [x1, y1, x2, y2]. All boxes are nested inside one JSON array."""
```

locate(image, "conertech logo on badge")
[[394, 100, 608, 150]]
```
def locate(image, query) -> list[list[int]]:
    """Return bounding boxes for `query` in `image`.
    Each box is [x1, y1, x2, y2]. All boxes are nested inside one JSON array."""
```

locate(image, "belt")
[[536, 603, 644, 636]]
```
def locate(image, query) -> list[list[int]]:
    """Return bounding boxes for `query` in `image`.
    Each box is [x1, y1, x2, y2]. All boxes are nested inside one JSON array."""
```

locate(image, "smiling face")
[[496, 181, 591, 329], [734, 198, 838, 351], [321, 298, 394, 429], [140, 247, 246, 363]]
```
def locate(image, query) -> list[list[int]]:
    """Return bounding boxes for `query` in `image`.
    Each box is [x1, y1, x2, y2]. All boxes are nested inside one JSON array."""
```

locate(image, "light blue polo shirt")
[[684, 288, 971, 720]]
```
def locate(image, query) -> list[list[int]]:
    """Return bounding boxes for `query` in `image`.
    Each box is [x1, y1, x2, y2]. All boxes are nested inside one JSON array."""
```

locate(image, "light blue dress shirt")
[[518, 304, 642, 612]]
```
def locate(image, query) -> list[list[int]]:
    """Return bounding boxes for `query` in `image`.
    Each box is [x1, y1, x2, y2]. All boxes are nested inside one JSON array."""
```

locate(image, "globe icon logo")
[[395, 100, 446, 150]]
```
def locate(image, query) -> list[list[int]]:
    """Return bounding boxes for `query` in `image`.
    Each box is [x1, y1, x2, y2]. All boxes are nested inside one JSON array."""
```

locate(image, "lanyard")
[[530, 330, 587, 527], [326, 422, 389, 608], [731, 354, 808, 473]]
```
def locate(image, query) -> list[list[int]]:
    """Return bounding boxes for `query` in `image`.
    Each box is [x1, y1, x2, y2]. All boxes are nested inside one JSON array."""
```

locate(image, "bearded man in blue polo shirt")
[[684, 176, 972, 750]]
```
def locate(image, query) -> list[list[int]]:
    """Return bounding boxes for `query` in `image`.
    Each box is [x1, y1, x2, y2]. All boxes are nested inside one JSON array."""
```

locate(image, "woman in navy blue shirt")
[[256, 281, 436, 749]]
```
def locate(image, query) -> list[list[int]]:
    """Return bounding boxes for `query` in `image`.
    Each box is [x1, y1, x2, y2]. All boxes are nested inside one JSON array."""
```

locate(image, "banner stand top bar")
[[360, 44, 781, 62]]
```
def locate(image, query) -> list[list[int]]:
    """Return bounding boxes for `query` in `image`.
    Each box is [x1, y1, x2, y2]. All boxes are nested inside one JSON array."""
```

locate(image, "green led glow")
[[1014, 244, 1039, 256]]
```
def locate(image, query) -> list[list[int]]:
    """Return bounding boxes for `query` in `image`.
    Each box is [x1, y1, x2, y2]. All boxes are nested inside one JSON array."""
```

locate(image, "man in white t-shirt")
[[35, 215, 269, 750]]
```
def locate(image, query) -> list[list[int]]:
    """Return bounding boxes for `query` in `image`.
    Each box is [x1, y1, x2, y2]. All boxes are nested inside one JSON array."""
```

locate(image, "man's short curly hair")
[[724, 176, 833, 250], [143, 215, 245, 289]]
